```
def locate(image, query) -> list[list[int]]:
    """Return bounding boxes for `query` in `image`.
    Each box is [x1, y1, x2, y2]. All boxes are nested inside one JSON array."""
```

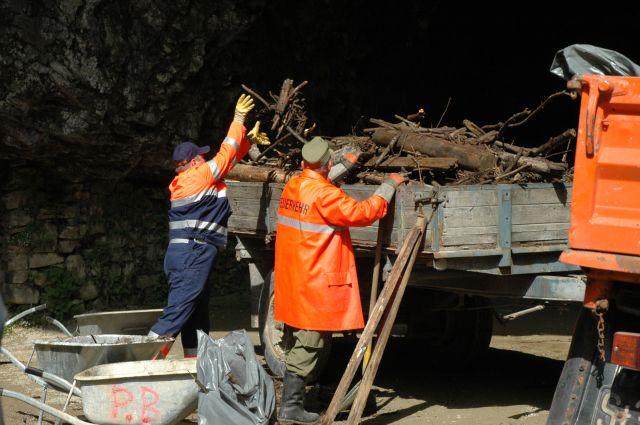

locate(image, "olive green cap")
[[302, 136, 332, 167]]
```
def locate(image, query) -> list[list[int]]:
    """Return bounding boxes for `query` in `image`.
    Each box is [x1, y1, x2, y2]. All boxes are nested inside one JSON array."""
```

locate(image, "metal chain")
[[594, 299, 609, 363], [595, 310, 606, 362]]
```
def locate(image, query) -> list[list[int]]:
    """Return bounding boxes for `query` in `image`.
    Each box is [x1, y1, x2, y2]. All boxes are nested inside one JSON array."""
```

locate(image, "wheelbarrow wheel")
[[259, 268, 286, 378]]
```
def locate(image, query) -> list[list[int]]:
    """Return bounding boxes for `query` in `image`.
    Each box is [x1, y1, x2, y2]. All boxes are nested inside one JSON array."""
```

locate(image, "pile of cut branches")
[[228, 80, 577, 186]]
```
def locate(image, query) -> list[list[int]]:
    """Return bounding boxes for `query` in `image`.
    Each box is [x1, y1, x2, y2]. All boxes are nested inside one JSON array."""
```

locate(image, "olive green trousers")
[[282, 325, 333, 381]]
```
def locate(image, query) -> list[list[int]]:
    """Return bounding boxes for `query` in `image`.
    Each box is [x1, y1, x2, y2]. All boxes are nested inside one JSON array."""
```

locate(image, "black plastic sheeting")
[[197, 330, 275, 425], [551, 44, 640, 80], [0, 295, 5, 418]]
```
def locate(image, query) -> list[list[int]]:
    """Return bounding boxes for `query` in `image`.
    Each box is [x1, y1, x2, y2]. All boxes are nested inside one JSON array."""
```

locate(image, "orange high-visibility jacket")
[[274, 169, 388, 331], [168, 121, 249, 247]]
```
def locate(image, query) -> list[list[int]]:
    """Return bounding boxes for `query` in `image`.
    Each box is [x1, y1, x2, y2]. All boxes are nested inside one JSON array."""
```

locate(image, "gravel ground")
[[1, 296, 575, 424]]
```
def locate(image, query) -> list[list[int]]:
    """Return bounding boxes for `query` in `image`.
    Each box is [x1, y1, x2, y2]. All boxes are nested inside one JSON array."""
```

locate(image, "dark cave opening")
[[236, 2, 640, 148]]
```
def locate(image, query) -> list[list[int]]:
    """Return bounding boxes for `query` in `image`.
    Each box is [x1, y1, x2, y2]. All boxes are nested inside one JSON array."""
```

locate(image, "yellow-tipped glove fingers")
[[248, 121, 270, 145], [234, 94, 255, 123]]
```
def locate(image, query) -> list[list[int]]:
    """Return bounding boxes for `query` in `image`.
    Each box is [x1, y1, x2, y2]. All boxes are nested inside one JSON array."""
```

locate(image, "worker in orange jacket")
[[149, 94, 269, 358], [274, 136, 403, 424]]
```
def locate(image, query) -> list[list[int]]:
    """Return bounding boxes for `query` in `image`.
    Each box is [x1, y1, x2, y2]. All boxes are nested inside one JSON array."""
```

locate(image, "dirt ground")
[[0, 295, 576, 424]]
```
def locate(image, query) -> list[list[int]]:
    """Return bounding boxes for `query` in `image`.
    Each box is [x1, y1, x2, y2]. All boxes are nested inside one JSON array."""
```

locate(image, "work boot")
[[278, 370, 320, 424]]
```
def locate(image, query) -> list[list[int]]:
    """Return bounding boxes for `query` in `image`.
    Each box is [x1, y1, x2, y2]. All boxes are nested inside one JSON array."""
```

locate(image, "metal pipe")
[[37, 384, 47, 425], [0, 388, 93, 425], [45, 316, 74, 337], [55, 380, 77, 425], [502, 304, 545, 321], [6, 304, 47, 327]]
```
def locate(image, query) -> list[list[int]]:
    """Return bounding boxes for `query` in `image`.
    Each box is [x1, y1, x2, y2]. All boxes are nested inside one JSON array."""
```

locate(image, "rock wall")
[[0, 0, 260, 314], [1, 168, 247, 315], [1, 168, 170, 315], [0, 0, 266, 179]]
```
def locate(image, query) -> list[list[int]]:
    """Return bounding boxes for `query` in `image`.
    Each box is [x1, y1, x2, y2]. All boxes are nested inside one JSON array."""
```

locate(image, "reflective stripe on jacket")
[[274, 168, 388, 331], [168, 121, 249, 247]]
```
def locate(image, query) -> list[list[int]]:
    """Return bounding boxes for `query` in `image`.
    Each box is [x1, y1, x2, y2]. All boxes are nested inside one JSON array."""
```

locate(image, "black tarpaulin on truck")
[[551, 44, 640, 80]]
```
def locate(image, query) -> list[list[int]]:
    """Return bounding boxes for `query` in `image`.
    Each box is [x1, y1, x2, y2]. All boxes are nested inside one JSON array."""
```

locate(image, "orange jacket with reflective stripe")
[[168, 121, 249, 246], [274, 169, 388, 331]]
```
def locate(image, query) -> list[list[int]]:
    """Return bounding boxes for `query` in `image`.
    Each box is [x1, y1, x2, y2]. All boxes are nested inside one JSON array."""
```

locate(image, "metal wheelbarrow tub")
[[75, 359, 198, 425], [34, 334, 173, 383], [74, 309, 163, 335]]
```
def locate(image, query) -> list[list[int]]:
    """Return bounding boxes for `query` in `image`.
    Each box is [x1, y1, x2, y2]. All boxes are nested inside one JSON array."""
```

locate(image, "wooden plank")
[[512, 230, 568, 242], [443, 225, 497, 236], [228, 199, 273, 218], [512, 204, 569, 225], [441, 189, 498, 208], [444, 204, 569, 229], [512, 222, 569, 232], [226, 182, 277, 199], [443, 206, 498, 228], [512, 222, 569, 243], [227, 216, 267, 232], [511, 186, 572, 205], [364, 156, 457, 170], [442, 234, 497, 246]]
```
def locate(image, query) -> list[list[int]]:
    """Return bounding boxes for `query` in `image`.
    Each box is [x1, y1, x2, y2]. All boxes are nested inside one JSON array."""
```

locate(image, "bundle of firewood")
[[228, 80, 576, 186]]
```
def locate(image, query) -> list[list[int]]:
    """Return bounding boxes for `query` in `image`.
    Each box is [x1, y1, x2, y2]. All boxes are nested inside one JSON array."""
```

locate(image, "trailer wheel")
[[258, 269, 286, 377], [411, 295, 493, 366]]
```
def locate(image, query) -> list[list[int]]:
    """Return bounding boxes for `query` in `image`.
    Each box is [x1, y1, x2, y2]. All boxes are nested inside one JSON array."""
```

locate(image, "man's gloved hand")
[[234, 94, 255, 124], [328, 145, 361, 184], [247, 121, 270, 145], [373, 173, 405, 203]]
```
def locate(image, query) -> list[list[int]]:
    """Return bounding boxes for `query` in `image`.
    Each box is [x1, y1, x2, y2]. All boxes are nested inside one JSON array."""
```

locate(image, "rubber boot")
[[278, 370, 320, 424]]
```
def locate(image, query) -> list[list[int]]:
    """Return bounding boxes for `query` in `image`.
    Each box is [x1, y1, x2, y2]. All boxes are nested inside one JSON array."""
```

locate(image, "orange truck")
[[548, 75, 640, 423]]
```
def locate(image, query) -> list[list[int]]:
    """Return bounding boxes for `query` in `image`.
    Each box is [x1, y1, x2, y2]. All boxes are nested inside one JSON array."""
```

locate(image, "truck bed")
[[226, 181, 577, 276]]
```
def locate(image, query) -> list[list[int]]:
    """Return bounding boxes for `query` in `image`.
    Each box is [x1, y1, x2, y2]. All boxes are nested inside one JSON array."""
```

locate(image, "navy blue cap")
[[172, 142, 210, 162]]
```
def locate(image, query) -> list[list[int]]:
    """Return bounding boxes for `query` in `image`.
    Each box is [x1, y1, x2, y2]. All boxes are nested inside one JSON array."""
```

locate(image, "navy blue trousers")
[[151, 240, 218, 351]]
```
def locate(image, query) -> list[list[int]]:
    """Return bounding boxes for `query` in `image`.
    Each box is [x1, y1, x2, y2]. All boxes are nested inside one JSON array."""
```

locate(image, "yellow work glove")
[[247, 121, 270, 145], [234, 94, 255, 124]]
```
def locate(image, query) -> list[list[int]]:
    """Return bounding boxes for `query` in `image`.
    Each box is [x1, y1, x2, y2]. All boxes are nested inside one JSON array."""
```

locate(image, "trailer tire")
[[413, 295, 493, 367], [258, 269, 286, 377]]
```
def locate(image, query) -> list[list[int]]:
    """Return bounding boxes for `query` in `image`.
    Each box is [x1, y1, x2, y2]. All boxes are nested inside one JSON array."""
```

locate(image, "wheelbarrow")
[[74, 309, 163, 335], [0, 358, 199, 425], [33, 334, 174, 383], [4, 304, 163, 336], [3, 306, 170, 390]]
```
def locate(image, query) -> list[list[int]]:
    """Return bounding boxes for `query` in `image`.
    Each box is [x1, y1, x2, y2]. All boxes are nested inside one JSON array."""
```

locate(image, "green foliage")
[[101, 268, 136, 308], [41, 267, 82, 319], [8, 222, 36, 247]]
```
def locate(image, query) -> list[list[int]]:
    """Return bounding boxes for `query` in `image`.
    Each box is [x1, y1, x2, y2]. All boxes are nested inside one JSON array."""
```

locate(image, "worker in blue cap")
[[149, 94, 269, 357]]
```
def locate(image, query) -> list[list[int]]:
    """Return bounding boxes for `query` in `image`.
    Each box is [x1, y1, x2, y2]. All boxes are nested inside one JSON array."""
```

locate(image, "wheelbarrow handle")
[[45, 316, 74, 337], [24, 366, 82, 397], [25, 366, 44, 377], [0, 388, 92, 425], [6, 304, 47, 327]]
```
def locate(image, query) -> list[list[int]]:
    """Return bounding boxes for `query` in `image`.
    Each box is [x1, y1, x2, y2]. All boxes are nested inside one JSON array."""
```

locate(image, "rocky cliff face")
[[0, 0, 266, 179]]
